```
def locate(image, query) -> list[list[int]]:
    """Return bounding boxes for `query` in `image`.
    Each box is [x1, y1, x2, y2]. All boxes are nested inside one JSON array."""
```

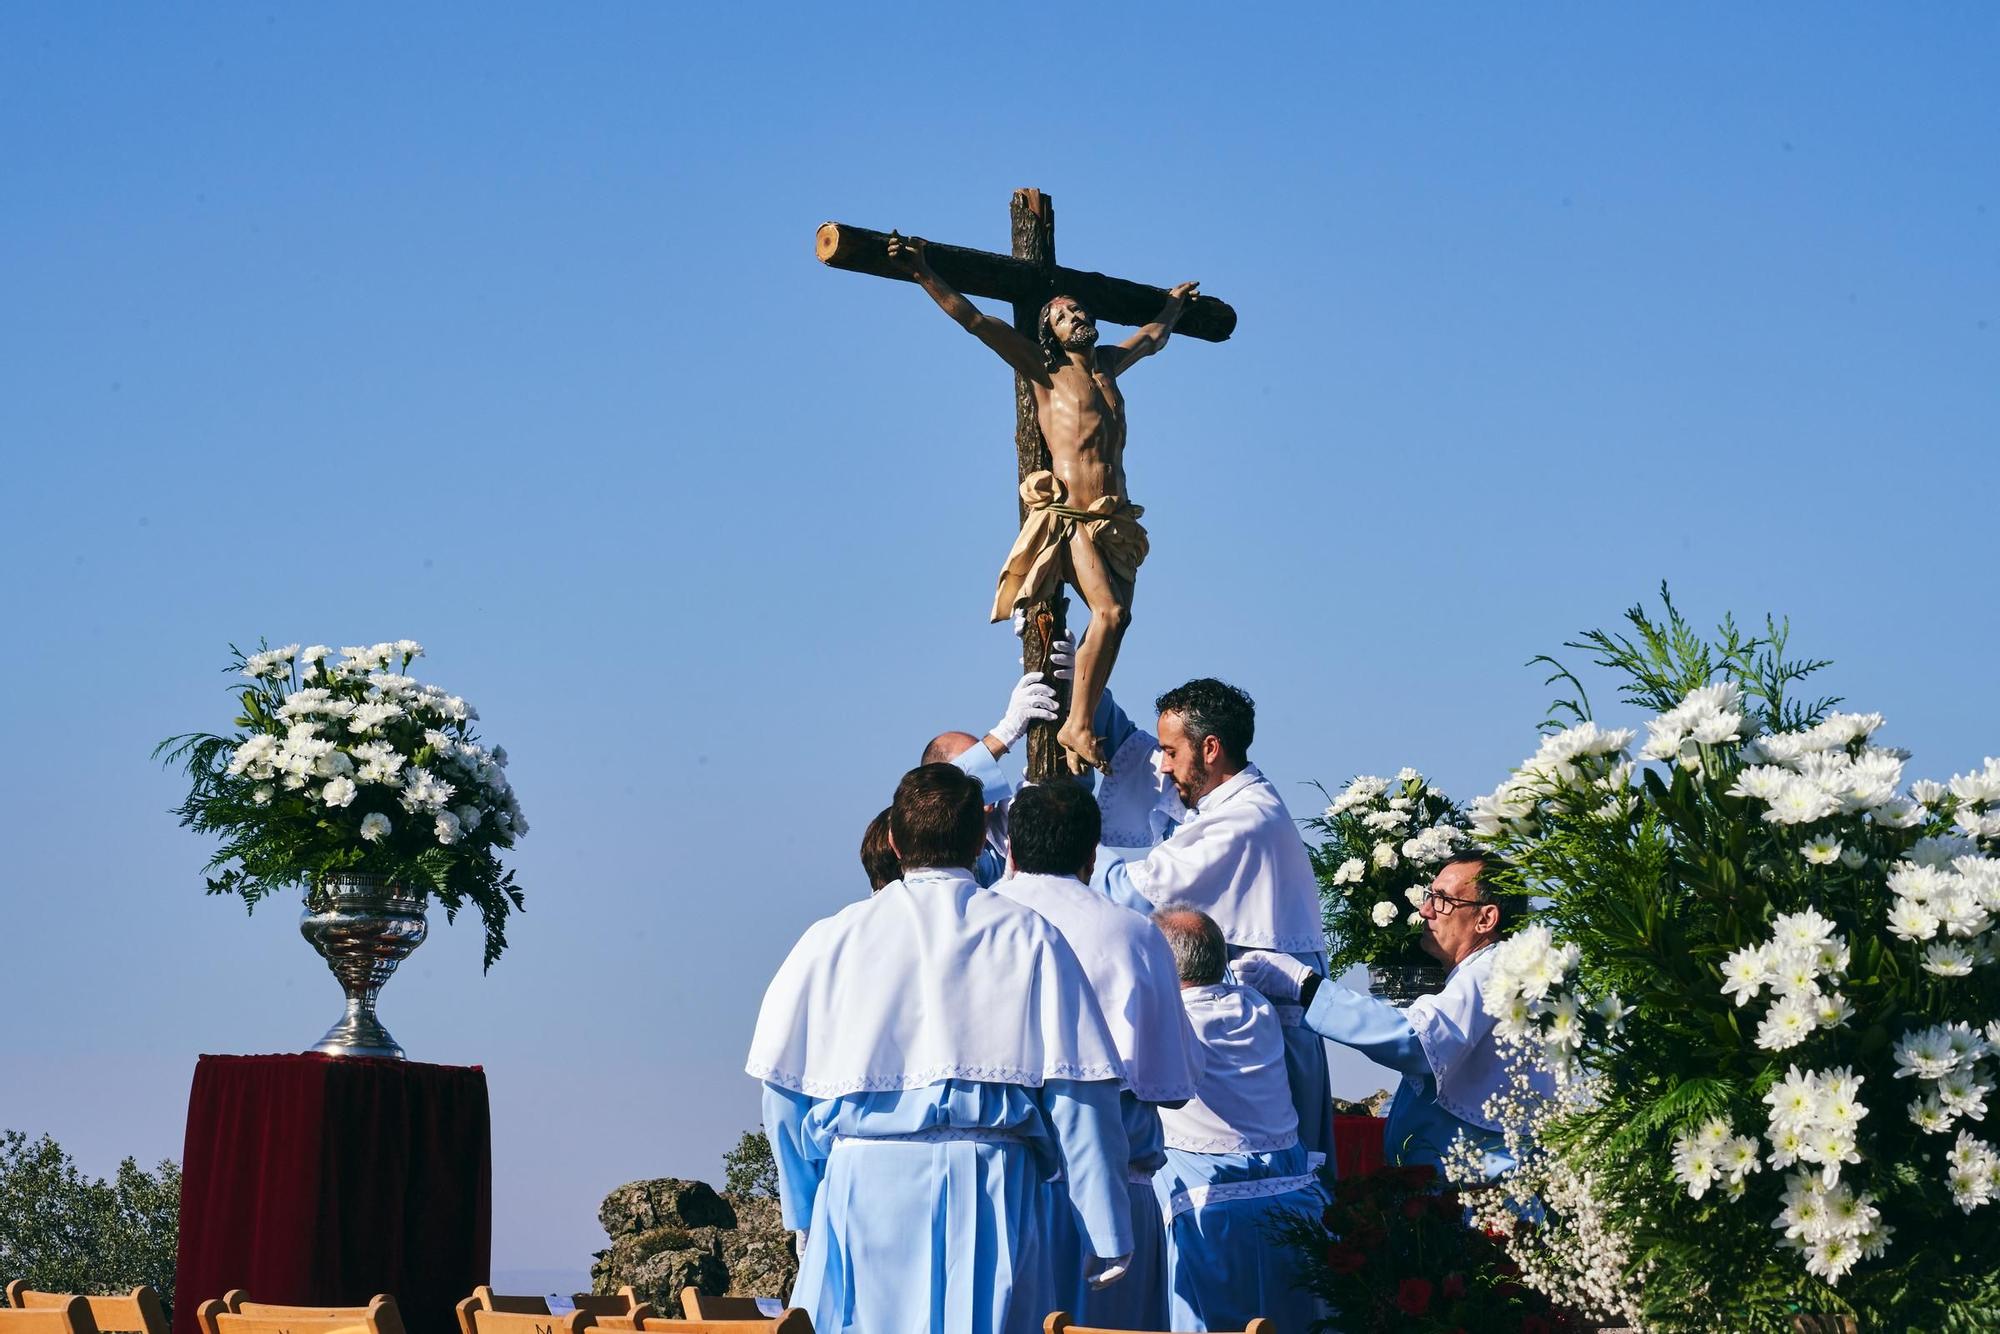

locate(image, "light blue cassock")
[[1299, 942, 1549, 1180], [1155, 983, 1327, 1333], [748, 869, 1134, 1334], [1085, 694, 1335, 1161], [991, 871, 1202, 1332]]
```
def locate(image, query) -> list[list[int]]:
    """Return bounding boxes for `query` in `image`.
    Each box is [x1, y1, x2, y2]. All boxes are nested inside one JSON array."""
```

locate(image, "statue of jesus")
[[887, 232, 1198, 774]]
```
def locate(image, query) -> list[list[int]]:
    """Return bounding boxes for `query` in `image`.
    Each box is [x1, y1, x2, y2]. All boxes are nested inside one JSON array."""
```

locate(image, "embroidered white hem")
[[1162, 1155, 1325, 1222]]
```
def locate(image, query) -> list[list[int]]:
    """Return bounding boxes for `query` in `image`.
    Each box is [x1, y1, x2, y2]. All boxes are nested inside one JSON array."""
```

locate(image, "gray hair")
[[1152, 903, 1227, 985]]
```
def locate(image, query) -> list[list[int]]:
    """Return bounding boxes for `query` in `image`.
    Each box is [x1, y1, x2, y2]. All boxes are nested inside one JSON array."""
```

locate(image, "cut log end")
[[814, 222, 842, 264]]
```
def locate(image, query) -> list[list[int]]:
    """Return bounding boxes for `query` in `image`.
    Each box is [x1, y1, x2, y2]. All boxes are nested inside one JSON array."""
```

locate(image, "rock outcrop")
[[591, 1178, 796, 1316]]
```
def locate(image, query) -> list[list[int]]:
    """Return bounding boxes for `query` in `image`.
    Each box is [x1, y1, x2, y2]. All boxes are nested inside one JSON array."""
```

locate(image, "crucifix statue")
[[816, 189, 1236, 781]]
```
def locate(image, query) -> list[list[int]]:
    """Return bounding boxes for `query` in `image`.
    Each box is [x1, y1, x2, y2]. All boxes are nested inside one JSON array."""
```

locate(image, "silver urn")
[[1366, 961, 1447, 1006], [299, 871, 428, 1059]]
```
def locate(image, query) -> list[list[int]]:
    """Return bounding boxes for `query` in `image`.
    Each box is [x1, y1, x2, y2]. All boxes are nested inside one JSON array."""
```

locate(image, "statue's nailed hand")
[[1168, 280, 1200, 304], [886, 231, 931, 276]]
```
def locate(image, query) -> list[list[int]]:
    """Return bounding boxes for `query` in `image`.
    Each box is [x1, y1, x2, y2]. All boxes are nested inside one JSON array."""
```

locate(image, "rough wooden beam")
[[816, 221, 1237, 343]]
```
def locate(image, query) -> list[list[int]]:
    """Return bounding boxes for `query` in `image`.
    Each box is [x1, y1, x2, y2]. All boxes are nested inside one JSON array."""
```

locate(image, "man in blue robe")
[[1150, 906, 1326, 1333], [992, 782, 1201, 1330], [749, 763, 1136, 1334], [1235, 852, 1550, 1180]]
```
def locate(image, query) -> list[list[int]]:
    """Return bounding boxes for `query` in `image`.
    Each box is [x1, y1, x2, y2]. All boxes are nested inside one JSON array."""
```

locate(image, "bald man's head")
[[921, 731, 983, 766], [1153, 905, 1228, 986]]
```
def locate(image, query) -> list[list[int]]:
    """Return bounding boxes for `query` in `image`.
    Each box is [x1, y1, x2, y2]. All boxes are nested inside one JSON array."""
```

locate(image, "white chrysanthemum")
[[1372, 842, 1398, 869], [1770, 952, 1823, 1001], [453, 803, 482, 833], [1331, 857, 1364, 885], [252, 784, 274, 805], [1801, 837, 1842, 866], [1757, 994, 1818, 1051], [1719, 943, 1773, 1006], [1839, 846, 1869, 870], [1671, 1133, 1721, 1200], [1773, 909, 1838, 956], [1404, 884, 1427, 908], [1727, 765, 1792, 802], [1813, 994, 1856, 1030], [1594, 992, 1631, 1034], [1949, 759, 2000, 806], [1695, 1116, 1733, 1150], [434, 809, 462, 845], [1368, 899, 1399, 928], [320, 776, 358, 808], [1939, 1070, 1990, 1122], [359, 812, 391, 842], [1911, 834, 1980, 869], [1892, 1027, 1959, 1081], [1910, 779, 1949, 806], [1886, 899, 1942, 942], [1874, 797, 1925, 829], [1923, 941, 1977, 977], [1764, 777, 1840, 826], [1910, 1093, 1954, 1133]]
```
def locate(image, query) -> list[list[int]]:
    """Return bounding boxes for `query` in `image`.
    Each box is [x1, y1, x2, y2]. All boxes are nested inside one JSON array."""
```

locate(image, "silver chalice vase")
[[1366, 961, 1448, 1006], [299, 872, 428, 1059]]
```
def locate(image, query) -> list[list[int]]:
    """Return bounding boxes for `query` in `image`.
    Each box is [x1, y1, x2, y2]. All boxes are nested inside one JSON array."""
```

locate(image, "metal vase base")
[[300, 872, 428, 1061]]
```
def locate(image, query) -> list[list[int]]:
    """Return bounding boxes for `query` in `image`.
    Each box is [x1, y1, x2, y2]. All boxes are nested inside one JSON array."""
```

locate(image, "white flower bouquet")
[[1307, 768, 1471, 977], [1461, 593, 2000, 1331], [158, 641, 528, 967]]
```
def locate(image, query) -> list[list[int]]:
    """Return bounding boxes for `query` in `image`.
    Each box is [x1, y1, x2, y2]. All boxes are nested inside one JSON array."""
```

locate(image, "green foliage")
[[1488, 591, 2000, 1331], [156, 642, 527, 969], [0, 1131, 179, 1310], [721, 1129, 779, 1201]]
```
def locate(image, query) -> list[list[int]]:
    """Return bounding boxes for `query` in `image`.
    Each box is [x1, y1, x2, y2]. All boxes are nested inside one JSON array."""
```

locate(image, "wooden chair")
[[194, 1292, 403, 1334], [0, 1297, 99, 1334], [452, 1307, 596, 1334], [1044, 1314, 1272, 1334], [4, 1287, 165, 1334], [632, 1312, 811, 1334], [675, 1294, 782, 1322], [454, 1286, 652, 1334]]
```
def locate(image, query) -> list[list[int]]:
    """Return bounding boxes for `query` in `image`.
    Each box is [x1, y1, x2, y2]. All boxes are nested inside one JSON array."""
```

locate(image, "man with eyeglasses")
[[1234, 851, 1552, 1180]]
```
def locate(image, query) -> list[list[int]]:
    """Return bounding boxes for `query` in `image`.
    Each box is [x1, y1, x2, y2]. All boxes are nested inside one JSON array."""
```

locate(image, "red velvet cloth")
[[173, 1054, 491, 1334], [1332, 1113, 1387, 1179]]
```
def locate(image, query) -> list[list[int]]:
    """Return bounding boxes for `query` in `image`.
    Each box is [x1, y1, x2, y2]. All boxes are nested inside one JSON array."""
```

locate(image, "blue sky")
[[2, 3, 1995, 1290]]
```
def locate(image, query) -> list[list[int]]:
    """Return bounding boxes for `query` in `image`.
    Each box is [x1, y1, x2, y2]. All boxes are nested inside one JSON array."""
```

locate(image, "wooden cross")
[[815, 188, 1237, 781]]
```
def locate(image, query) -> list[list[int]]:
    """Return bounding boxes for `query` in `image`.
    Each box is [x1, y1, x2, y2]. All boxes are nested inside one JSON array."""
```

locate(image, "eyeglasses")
[[1420, 887, 1485, 916]]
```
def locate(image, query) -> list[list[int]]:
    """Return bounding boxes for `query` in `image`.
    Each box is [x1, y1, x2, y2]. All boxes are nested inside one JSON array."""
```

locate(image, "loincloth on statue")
[[990, 470, 1150, 623]]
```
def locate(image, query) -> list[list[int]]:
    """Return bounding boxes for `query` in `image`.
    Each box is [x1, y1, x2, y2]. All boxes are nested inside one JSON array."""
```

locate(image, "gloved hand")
[[988, 671, 1058, 751], [1085, 1253, 1133, 1290], [1233, 949, 1312, 1003]]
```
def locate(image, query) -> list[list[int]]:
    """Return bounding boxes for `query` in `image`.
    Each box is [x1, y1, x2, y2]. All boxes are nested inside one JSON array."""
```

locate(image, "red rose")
[[1396, 1278, 1433, 1317], [1442, 1272, 1466, 1301], [1322, 1243, 1368, 1275], [1346, 1220, 1387, 1251]]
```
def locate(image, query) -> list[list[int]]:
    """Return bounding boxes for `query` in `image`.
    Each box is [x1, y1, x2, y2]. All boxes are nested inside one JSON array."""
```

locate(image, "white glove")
[[1234, 950, 1312, 1003], [1085, 1253, 1133, 1290], [988, 671, 1059, 751], [793, 1229, 809, 1260]]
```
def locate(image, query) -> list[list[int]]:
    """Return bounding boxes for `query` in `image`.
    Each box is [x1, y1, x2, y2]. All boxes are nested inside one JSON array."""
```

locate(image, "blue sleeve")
[[1092, 856, 1158, 916], [1302, 983, 1433, 1078], [1094, 688, 1140, 757], [974, 845, 1006, 888], [761, 1083, 823, 1232], [1041, 1079, 1135, 1260], [951, 741, 1014, 807]]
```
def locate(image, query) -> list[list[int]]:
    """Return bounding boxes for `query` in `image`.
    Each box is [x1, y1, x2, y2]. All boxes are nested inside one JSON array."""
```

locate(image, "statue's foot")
[[1057, 718, 1111, 776]]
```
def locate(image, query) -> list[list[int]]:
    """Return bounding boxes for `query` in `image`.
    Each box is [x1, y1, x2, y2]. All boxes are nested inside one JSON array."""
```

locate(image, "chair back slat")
[[567, 1291, 640, 1327], [0, 1298, 100, 1334], [466, 1310, 594, 1334], [633, 1313, 811, 1334], [4, 1288, 166, 1334], [675, 1295, 774, 1323], [196, 1294, 403, 1334]]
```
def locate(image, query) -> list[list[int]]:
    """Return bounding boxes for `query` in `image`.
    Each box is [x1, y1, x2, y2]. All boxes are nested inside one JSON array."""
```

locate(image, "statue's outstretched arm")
[[1104, 281, 1199, 377], [887, 233, 1046, 382]]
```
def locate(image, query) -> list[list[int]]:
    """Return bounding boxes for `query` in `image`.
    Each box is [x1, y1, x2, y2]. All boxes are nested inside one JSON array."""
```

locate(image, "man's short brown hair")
[[888, 763, 987, 871]]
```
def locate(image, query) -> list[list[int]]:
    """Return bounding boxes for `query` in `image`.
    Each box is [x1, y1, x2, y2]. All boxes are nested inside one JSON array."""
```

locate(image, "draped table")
[[173, 1054, 491, 1334], [1331, 1113, 1387, 1179]]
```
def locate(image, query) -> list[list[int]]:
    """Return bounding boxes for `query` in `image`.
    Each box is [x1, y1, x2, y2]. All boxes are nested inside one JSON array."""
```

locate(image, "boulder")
[[593, 1178, 794, 1316]]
